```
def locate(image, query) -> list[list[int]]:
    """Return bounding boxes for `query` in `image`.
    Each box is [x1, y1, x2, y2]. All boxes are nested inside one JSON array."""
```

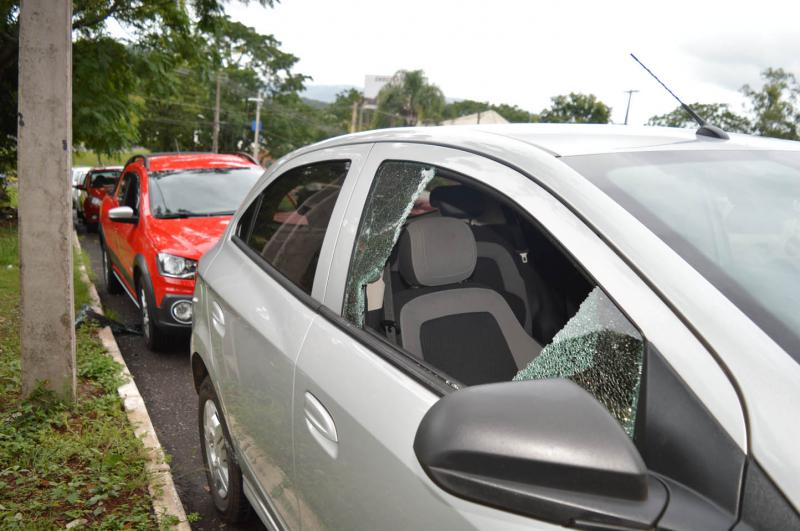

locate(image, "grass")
[[0, 224, 160, 529], [73, 149, 150, 168]]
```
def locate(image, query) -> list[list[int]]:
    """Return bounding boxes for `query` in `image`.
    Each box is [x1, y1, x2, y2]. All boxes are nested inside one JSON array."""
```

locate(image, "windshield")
[[564, 150, 800, 360], [89, 170, 120, 188], [149, 167, 263, 218]]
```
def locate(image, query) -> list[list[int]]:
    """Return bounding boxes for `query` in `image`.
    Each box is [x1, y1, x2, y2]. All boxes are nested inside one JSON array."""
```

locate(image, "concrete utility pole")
[[350, 100, 359, 133], [18, 0, 75, 401], [248, 93, 263, 162], [211, 71, 222, 153], [623, 89, 639, 125]]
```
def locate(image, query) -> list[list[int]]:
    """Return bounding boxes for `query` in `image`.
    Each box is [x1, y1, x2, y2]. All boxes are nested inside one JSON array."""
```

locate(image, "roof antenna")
[[630, 53, 729, 140]]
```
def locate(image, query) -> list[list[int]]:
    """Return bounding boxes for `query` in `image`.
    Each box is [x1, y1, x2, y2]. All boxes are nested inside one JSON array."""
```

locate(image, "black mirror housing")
[[414, 379, 666, 528]]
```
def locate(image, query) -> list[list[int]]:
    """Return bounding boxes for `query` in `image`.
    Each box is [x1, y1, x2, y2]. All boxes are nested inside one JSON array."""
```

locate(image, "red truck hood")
[[148, 216, 231, 260]]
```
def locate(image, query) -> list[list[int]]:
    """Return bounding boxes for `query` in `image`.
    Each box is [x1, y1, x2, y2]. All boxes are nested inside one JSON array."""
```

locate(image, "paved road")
[[77, 226, 265, 531]]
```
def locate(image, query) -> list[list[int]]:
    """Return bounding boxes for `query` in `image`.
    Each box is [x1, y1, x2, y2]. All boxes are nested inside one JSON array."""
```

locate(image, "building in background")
[[441, 110, 509, 125]]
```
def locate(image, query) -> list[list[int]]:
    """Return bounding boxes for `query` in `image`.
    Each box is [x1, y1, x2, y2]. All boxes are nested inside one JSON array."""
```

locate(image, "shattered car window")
[[514, 287, 644, 437], [343, 161, 435, 325]]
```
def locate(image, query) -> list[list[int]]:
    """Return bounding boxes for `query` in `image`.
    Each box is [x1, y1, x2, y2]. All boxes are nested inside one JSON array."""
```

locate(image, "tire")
[[198, 377, 251, 523], [138, 279, 168, 352], [86, 222, 98, 233], [100, 240, 123, 295]]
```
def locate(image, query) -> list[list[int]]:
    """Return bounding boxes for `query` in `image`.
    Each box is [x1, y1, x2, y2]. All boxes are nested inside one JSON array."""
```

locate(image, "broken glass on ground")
[[343, 162, 435, 326], [514, 287, 644, 437]]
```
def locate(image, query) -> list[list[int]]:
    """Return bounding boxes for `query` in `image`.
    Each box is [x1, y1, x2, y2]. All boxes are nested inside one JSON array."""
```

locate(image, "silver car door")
[[291, 142, 745, 530], [291, 144, 563, 530], [202, 145, 371, 529]]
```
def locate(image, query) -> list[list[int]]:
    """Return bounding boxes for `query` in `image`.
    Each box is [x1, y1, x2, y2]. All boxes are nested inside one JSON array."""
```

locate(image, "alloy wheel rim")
[[203, 399, 230, 499], [140, 288, 150, 340]]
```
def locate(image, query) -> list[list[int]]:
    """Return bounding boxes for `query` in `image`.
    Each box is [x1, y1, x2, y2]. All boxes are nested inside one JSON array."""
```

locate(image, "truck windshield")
[[564, 149, 800, 360], [149, 167, 263, 218]]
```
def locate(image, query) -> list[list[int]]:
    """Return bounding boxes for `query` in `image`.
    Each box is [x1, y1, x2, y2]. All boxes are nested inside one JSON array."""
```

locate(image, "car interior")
[[364, 175, 592, 366], [355, 167, 643, 436]]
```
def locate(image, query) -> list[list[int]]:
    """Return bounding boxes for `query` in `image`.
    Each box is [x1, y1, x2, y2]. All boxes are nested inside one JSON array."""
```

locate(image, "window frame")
[[223, 144, 373, 305], [233, 159, 350, 296], [116, 171, 134, 201]]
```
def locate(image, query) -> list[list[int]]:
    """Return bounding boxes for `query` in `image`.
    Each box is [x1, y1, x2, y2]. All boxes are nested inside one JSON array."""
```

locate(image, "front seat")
[[391, 216, 541, 386], [429, 184, 562, 343]]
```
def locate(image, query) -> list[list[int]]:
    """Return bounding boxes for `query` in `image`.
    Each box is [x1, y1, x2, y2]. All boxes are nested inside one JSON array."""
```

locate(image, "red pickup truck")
[[99, 152, 262, 350]]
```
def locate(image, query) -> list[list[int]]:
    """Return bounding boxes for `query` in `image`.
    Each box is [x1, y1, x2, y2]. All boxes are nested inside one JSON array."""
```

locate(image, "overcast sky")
[[228, 0, 800, 125]]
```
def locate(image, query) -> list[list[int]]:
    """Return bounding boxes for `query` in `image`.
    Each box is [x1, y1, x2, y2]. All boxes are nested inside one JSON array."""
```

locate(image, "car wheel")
[[86, 222, 98, 233], [101, 241, 123, 295], [138, 280, 167, 352], [198, 377, 251, 523]]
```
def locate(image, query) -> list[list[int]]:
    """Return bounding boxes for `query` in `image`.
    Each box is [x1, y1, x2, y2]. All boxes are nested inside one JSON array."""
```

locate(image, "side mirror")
[[414, 379, 666, 529], [108, 205, 138, 224]]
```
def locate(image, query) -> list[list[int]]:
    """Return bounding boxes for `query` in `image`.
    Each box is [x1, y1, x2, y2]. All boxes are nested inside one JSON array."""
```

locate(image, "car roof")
[[88, 166, 122, 172], [302, 123, 800, 158], [129, 152, 260, 173]]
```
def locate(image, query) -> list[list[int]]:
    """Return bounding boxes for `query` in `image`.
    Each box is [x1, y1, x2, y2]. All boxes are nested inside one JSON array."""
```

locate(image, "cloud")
[[683, 32, 800, 92]]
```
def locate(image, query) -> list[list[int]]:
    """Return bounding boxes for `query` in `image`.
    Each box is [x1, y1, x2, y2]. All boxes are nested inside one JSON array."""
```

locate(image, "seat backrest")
[[430, 184, 564, 342], [430, 185, 532, 330], [393, 217, 541, 386]]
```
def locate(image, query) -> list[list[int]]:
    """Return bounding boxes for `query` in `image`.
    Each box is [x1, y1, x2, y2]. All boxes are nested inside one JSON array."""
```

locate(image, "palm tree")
[[372, 70, 445, 128]]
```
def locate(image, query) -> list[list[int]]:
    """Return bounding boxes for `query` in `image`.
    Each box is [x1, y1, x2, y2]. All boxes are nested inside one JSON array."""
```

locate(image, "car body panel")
[[291, 141, 745, 529], [100, 154, 262, 330], [286, 125, 799, 511], [293, 314, 558, 531], [193, 124, 800, 527], [147, 217, 232, 260], [196, 145, 372, 527]]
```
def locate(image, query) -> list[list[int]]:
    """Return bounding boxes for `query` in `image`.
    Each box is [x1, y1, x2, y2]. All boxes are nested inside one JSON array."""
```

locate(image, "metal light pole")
[[623, 89, 639, 125], [248, 94, 263, 162]]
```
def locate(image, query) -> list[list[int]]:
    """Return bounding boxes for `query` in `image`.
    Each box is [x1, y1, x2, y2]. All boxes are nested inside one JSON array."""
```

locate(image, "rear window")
[[89, 170, 120, 188], [149, 167, 263, 218]]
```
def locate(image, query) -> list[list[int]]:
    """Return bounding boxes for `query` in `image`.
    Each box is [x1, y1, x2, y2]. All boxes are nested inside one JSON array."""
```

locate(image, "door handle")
[[304, 392, 338, 458], [210, 301, 225, 337]]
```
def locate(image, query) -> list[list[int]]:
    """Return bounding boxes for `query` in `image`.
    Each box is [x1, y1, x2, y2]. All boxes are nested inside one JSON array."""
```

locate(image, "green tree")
[[136, 13, 314, 158], [325, 89, 364, 132], [742, 68, 800, 140], [647, 102, 751, 133], [539, 92, 611, 124], [372, 70, 445, 128], [0, 0, 275, 169]]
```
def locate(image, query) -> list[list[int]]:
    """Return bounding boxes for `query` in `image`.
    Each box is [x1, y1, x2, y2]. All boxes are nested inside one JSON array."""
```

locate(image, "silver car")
[[71, 166, 91, 210], [190, 124, 800, 530]]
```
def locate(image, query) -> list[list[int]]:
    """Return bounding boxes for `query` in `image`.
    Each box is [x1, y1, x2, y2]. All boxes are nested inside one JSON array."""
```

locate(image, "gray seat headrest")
[[399, 217, 477, 287], [429, 185, 486, 219]]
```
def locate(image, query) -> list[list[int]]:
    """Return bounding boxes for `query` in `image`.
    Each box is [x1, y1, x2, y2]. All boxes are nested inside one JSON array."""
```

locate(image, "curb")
[[73, 232, 191, 530]]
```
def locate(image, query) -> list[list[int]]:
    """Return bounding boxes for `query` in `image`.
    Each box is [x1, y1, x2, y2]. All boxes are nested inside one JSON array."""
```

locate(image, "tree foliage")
[[0, 0, 299, 170], [372, 70, 445, 127], [646, 68, 800, 140], [647, 102, 751, 133], [539, 92, 611, 124], [742, 68, 800, 140]]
